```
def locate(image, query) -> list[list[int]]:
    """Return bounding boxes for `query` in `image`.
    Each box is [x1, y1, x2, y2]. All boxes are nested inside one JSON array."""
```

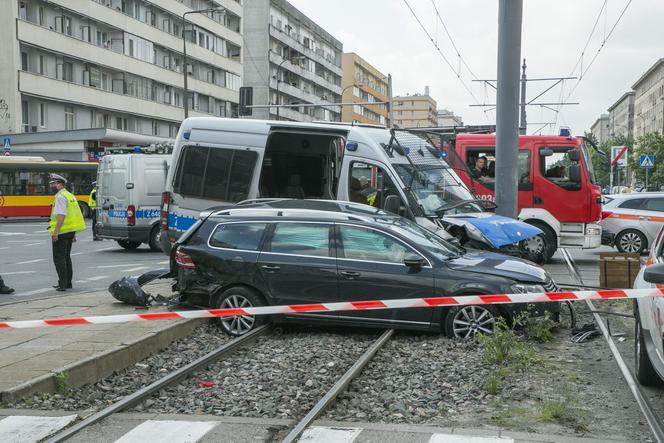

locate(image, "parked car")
[[632, 226, 664, 386], [600, 192, 664, 254], [170, 199, 560, 338]]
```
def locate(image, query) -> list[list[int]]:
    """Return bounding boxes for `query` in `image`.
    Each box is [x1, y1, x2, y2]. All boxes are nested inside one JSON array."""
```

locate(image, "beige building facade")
[[437, 109, 463, 127], [590, 114, 610, 144], [393, 89, 437, 128], [632, 58, 664, 136], [607, 91, 634, 140], [341, 53, 388, 125]]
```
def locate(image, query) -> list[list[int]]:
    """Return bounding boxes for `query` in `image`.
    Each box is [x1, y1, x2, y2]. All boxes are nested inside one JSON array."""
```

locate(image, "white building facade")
[[243, 0, 342, 122], [590, 114, 610, 144], [0, 0, 242, 159], [607, 92, 634, 140], [633, 59, 664, 137], [436, 109, 463, 127]]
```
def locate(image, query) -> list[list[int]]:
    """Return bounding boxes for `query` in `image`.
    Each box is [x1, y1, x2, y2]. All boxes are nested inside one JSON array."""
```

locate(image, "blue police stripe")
[[168, 212, 197, 232]]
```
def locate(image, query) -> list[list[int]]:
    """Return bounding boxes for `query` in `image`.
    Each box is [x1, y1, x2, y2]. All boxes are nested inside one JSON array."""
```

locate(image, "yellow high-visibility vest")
[[88, 188, 97, 208], [49, 190, 86, 234]]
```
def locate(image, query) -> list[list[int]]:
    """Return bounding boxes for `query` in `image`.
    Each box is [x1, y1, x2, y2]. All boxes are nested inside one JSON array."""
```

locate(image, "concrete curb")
[[0, 318, 204, 403]]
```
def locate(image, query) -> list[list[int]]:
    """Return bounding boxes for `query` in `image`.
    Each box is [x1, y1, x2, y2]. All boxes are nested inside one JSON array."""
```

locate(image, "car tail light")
[[600, 210, 613, 220], [175, 247, 196, 269], [161, 191, 170, 230], [127, 205, 136, 226]]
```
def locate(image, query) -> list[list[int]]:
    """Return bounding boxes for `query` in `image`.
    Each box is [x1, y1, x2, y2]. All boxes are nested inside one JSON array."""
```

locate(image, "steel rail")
[[281, 328, 394, 443], [46, 324, 271, 443], [560, 249, 664, 443]]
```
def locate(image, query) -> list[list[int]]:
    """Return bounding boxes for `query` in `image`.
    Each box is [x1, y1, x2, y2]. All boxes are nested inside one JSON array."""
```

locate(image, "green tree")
[[627, 132, 664, 190]]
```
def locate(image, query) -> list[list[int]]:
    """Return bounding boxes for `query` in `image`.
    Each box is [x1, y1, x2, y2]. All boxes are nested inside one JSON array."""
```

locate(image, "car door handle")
[[639, 216, 648, 220], [340, 270, 361, 279], [261, 264, 280, 272]]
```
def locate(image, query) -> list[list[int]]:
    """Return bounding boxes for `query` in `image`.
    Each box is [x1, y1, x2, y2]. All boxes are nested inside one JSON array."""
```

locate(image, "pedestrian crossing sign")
[[640, 154, 655, 169]]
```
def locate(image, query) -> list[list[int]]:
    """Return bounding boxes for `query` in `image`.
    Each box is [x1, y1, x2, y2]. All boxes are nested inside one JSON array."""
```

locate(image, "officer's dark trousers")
[[91, 210, 98, 238], [52, 232, 75, 288]]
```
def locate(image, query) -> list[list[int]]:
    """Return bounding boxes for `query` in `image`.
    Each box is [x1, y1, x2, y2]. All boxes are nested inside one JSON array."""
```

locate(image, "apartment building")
[[0, 0, 242, 160], [590, 114, 610, 144], [393, 88, 437, 128], [607, 91, 634, 140], [437, 109, 463, 127], [243, 0, 342, 122], [340, 53, 388, 126], [633, 58, 664, 137]]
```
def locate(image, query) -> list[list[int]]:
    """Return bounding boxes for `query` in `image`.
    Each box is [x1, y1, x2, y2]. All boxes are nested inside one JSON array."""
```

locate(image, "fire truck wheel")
[[521, 222, 556, 264]]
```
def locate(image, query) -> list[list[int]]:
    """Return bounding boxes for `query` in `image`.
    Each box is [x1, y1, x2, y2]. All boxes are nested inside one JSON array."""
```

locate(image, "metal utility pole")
[[495, 0, 523, 219], [519, 59, 527, 135]]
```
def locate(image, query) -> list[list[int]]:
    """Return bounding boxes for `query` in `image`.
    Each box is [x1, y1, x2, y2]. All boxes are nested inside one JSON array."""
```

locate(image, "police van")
[[97, 154, 170, 251], [160, 118, 543, 258]]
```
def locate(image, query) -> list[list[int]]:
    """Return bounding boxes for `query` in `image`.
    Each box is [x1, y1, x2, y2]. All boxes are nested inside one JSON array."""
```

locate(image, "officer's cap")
[[49, 173, 67, 184]]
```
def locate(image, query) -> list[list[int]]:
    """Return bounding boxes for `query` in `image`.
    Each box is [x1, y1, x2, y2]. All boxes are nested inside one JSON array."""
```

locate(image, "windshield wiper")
[[434, 199, 497, 216]]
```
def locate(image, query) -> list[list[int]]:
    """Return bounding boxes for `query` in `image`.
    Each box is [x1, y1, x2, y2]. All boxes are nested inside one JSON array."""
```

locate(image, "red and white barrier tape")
[[1, 288, 661, 330]]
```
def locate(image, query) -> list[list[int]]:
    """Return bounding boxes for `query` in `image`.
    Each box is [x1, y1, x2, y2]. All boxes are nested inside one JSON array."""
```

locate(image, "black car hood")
[[445, 250, 548, 283]]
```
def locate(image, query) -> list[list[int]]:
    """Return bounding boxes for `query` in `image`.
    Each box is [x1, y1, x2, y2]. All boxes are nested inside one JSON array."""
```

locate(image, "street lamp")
[[182, 7, 224, 119]]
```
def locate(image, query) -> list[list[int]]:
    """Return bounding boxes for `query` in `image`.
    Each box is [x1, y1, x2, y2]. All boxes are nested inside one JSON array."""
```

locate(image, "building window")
[[64, 17, 72, 36], [21, 52, 28, 71], [38, 55, 45, 75], [64, 106, 75, 130], [38, 7, 44, 26], [39, 103, 46, 128], [21, 101, 28, 126], [19, 2, 27, 20], [63, 62, 73, 82], [152, 121, 158, 136]]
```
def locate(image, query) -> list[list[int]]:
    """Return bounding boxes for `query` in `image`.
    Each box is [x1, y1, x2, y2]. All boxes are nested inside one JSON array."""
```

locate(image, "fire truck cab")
[[446, 133, 602, 261]]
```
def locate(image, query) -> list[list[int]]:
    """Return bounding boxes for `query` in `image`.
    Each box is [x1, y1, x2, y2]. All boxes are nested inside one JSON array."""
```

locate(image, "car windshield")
[[377, 216, 464, 260]]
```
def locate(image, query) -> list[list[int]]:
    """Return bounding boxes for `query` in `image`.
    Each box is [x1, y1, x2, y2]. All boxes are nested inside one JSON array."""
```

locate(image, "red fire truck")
[[439, 131, 602, 261]]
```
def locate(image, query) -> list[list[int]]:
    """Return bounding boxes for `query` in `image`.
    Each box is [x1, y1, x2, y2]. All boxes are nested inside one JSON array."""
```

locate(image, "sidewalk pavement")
[[0, 282, 202, 403]]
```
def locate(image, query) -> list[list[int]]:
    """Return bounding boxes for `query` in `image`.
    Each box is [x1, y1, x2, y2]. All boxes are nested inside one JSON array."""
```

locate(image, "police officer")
[[89, 181, 101, 241], [49, 174, 86, 292], [0, 275, 14, 295]]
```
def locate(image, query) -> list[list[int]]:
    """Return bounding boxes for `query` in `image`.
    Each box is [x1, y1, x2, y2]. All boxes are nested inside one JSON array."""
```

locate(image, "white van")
[[97, 154, 170, 251], [160, 118, 543, 257]]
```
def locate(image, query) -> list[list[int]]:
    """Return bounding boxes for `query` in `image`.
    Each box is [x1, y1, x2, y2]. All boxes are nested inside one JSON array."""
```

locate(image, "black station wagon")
[[171, 200, 559, 337]]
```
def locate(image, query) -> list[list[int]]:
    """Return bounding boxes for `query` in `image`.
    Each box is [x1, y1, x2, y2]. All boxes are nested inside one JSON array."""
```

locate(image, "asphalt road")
[[0, 220, 169, 303]]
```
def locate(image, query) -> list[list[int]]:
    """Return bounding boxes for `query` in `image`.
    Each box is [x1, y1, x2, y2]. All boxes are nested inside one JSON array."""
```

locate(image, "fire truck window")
[[466, 148, 530, 191], [540, 147, 580, 191], [349, 162, 399, 210]]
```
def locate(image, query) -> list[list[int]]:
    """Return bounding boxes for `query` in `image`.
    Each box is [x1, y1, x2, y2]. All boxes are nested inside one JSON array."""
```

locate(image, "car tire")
[[521, 221, 556, 264], [148, 225, 162, 252], [215, 287, 267, 337], [117, 240, 141, 250], [444, 305, 499, 338], [616, 229, 647, 254], [635, 315, 663, 386], [78, 202, 90, 219]]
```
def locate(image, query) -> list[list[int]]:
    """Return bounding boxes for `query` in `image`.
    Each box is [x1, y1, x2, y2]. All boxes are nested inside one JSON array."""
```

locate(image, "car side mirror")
[[569, 164, 581, 183], [384, 195, 401, 214], [568, 149, 581, 162], [404, 254, 427, 267], [644, 262, 664, 284]]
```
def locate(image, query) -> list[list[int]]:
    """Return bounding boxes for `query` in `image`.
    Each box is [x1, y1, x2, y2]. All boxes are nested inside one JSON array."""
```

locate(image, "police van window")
[[619, 198, 644, 210], [209, 223, 267, 250], [349, 162, 399, 210], [174, 146, 257, 202], [466, 148, 530, 191], [539, 147, 580, 191], [642, 198, 664, 212]]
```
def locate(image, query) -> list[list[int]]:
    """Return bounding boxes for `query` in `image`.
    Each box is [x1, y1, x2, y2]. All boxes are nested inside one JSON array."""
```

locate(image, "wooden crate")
[[599, 252, 641, 289]]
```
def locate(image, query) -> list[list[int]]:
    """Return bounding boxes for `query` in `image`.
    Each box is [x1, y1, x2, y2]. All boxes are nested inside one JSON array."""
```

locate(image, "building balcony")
[[269, 51, 341, 96], [272, 106, 315, 122], [18, 70, 212, 122], [46, 0, 241, 73], [269, 25, 342, 76], [269, 78, 340, 112]]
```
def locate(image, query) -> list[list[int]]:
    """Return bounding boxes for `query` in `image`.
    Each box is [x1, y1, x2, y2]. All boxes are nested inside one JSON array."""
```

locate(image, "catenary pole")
[[495, 0, 523, 218], [519, 59, 527, 135]]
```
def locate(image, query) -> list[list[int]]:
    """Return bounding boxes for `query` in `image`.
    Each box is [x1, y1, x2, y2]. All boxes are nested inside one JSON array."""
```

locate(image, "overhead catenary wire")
[[429, 0, 479, 80], [402, 0, 490, 122]]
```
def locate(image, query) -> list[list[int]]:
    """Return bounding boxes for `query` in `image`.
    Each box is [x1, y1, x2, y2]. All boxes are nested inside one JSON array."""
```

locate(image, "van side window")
[[174, 146, 257, 202], [349, 162, 400, 210]]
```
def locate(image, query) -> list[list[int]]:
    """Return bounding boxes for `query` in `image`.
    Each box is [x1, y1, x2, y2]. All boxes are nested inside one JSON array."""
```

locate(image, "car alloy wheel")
[[452, 306, 496, 338], [219, 294, 256, 336], [619, 231, 643, 253]]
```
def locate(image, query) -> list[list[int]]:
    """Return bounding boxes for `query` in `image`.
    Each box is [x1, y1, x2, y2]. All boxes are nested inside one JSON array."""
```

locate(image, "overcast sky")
[[288, 0, 664, 135]]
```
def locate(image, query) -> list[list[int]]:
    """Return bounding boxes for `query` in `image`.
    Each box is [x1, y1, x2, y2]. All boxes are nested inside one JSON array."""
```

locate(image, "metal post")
[[495, 0, 523, 218], [182, 13, 189, 119], [646, 166, 649, 190], [519, 59, 527, 135], [387, 73, 393, 128]]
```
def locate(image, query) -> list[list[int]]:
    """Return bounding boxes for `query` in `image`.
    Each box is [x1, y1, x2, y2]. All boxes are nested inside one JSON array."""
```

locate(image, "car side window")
[[269, 223, 331, 257], [619, 198, 645, 210], [642, 198, 664, 212], [340, 226, 412, 264], [209, 223, 267, 251]]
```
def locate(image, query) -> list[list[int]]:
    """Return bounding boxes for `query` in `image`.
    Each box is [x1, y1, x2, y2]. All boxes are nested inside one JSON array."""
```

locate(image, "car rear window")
[[618, 198, 644, 209], [269, 223, 331, 257], [642, 198, 664, 212], [209, 223, 267, 251]]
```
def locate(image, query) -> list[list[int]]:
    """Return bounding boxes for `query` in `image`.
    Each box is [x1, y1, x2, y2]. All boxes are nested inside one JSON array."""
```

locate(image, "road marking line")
[[7, 240, 34, 242], [0, 233, 26, 237], [299, 426, 362, 442], [114, 420, 218, 443], [121, 266, 149, 273], [0, 247, 8, 250], [1, 271, 37, 276], [158, 260, 170, 264], [71, 252, 85, 256], [428, 433, 513, 443], [97, 247, 116, 251], [15, 259, 45, 265], [24, 242, 42, 247], [0, 415, 77, 443], [32, 230, 49, 233], [96, 263, 142, 269], [75, 280, 87, 283], [13, 288, 53, 297], [87, 276, 109, 281]]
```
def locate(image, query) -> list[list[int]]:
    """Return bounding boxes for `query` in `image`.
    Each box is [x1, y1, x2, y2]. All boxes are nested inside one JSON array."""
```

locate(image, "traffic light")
[[239, 86, 253, 116]]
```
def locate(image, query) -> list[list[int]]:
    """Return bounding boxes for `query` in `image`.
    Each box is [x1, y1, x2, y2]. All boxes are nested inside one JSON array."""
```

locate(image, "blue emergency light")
[[559, 127, 571, 137], [346, 142, 358, 151], [182, 131, 191, 140]]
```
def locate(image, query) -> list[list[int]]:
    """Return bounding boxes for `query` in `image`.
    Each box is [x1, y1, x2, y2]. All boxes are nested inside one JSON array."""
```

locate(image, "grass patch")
[[539, 399, 588, 432], [54, 371, 69, 394], [517, 312, 556, 343]]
